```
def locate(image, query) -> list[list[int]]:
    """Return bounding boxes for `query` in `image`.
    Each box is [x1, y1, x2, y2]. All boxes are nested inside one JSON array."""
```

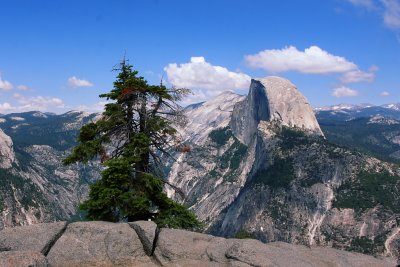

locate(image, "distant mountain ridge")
[[314, 103, 400, 123], [315, 104, 400, 163], [315, 103, 400, 111]]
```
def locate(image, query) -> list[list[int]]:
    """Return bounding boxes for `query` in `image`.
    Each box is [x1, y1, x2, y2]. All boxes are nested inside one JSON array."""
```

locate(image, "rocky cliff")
[[168, 76, 400, 257], [0, 129, 14, 169], [0, 221, 395, 267], [231, 77, 323, 145], [0, 111, 101, 229]]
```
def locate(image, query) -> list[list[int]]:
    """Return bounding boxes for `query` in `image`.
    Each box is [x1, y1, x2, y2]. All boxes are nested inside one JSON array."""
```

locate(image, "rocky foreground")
[[0, 221, 396, 267]]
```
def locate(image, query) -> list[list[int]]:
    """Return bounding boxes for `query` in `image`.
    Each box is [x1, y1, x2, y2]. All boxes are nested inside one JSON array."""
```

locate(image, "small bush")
[[234, 229, 255, 239]]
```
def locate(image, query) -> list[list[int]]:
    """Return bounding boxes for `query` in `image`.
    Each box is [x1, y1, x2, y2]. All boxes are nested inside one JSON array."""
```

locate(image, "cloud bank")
[[164, 57, 250, 103], [245, 46, 357, 74], [245, 46, 375, 83], [0, 94, 65, 113], [165, 57, 250, 91]]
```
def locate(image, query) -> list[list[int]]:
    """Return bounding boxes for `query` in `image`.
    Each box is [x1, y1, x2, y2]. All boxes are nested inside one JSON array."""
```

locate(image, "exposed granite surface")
[[231, 77, 323, 145], [0, 221, 395, 267], [0, 129, 14, 169]]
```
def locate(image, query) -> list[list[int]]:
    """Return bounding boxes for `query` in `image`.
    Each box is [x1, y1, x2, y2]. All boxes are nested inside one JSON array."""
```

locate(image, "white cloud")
[[68, 76, 94, 88], [245, 46, 358, 74], [382, 0, 400, 29], [340, 66, 377, 83], [245, 46, 375, 83], [380, 91, 390, 96], [347, 0, 400, 30], [331, 86, 360, 97], [164, 57, 251, 95], [17, 85, 29, 91], [0, 76, 13, 91], [347, 0, 376, 9], [0, 103, 12, 113], [2, 93, 66, 113]]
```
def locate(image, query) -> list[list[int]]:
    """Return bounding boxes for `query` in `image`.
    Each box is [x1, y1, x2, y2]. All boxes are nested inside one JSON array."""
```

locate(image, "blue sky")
[[0, 0, 399, 113]]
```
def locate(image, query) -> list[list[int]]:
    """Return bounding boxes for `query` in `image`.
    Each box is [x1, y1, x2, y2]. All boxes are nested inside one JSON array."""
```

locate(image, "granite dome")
[[231, 76, 323, 145]]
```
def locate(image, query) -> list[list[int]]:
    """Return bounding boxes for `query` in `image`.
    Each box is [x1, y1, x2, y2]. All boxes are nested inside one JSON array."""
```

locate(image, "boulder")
[[46, 221, 156, 267], [0, 221, 67, 254], [0, 251, 48, 267], [154, 228, 215, 265]]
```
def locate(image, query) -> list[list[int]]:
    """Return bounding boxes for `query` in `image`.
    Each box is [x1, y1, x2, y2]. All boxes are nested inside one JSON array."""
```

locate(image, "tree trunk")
[[137, 93, 150, 173]]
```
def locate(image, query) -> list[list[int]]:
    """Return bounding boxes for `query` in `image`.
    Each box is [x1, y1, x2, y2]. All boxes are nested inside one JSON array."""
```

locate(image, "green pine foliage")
[[234, 229, 256, 239], [209, 126, 232, 146], [64, 59, 201, 230], [252, 158, 295, 189], [333, 171, 400, 213], [207, 127, 248, 182], [318, 116, 400, 163]]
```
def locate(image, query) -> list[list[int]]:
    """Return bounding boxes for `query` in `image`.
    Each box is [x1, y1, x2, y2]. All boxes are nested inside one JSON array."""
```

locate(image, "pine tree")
[[64, 59, 201, 230]]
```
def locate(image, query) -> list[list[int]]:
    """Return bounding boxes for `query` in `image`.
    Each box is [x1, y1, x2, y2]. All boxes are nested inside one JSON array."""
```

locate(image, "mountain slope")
[[0, 129, 14, 169], [317, 110, 400, 163], [0, 111, 101, 228], [167, 77, 400, 257]]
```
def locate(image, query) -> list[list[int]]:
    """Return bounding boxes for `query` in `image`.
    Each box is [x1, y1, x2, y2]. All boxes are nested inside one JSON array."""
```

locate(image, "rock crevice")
[[41, 222, 69, 256]]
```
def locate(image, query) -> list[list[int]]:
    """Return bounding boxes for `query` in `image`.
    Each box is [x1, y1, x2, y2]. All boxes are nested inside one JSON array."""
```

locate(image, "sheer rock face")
[[165, 91, 250, 223], [0, 129, 14, 169], [231, 77, 323, 145], [0, 221, 395, 267]]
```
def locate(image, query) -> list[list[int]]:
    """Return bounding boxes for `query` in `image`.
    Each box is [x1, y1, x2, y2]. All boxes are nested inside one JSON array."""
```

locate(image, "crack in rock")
[[42, 221, 69, 256]]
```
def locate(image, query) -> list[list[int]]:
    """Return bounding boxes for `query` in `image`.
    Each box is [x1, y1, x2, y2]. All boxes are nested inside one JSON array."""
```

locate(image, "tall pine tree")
[[64, 59, 200, 229]]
